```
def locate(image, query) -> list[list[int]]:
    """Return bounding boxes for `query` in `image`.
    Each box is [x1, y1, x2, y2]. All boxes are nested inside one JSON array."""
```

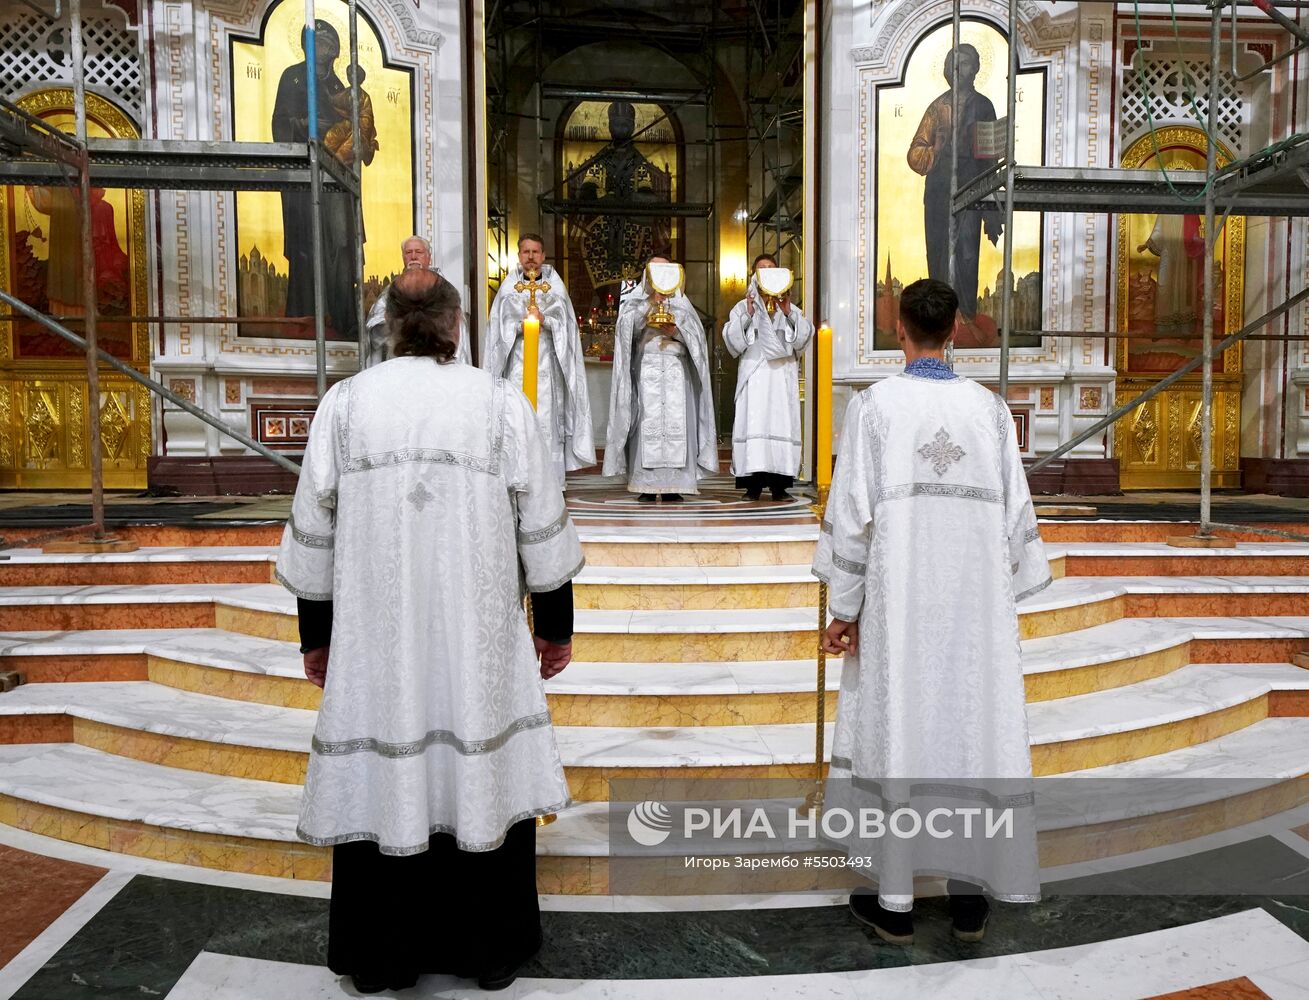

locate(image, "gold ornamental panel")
[[1116, 381, 1242, 491], [0, 88, 151, 489], [1113, 126, 1243, 490], [0, 375, 150, 489]]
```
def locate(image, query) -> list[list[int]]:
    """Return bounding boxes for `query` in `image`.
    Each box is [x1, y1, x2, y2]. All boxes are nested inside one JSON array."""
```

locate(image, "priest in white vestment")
[[277, 270, 582, 993], [723, 254, 814, 500], [483, 233, 595, 488], [362, 236, 471, 368], [814, 278, 1050, 945], [602, 257, 717, 500]]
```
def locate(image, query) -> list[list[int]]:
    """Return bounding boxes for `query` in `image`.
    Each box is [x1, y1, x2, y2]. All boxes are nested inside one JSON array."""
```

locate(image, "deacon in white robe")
[[277, 270, 582, 991], [483, 235, 595, 488], [814, 278, 1050, 940], [363, 237, 470, 368], [602, 260, 717, 498], [723, 257, 814, 500]]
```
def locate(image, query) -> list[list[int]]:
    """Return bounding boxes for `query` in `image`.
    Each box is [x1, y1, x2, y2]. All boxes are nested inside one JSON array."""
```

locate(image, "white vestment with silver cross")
[[483, 264, 595, 488], [602, 276, 717, 494], [276, 356, 583, 854], [813, 372, 1051, 909], [723, 279, 814, 478]]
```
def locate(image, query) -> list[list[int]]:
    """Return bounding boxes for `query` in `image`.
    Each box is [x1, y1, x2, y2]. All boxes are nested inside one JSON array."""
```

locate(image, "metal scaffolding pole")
[[998, 0, 1018, 399], [947, 0, 961, 369], [69, 0, 106, 540], [1198, 0, 1223, 535], [304, 0, 329, 400], [348, 0, 366, 365]]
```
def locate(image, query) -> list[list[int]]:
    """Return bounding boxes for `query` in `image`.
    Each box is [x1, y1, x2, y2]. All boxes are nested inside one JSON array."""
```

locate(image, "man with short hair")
[[814, 277, 1049, 945], [363, 236, 470, 368], [723, 253, 814, 501], [484, 234, 595, 489]]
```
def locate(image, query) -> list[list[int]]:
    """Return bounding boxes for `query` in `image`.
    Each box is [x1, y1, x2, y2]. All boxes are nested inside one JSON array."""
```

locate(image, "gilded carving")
[[1167, 393, 1184, 469], [1131, 398, 1158, 465], [68, 385, 85, 467], [1223, 392, 1239, 468], [1079, 386, 1103, 411], [1039, 387, 1055, 411], [225, 379, 243, 405], [100, 392, 132, 462], [25, 388, 60, 464], [170, 379, 197, 403], [0, 384, 11, 467], [136, 384, 152, 460]]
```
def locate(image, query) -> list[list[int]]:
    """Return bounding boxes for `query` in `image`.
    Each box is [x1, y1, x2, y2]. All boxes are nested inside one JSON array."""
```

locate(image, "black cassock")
[[297, 586, 574, 986], [270, 62, 359, 343]]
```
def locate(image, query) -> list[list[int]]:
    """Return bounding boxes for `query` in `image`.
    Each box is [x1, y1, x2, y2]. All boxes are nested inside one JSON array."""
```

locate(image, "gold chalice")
[[756, 266, 793, 316], [645, 261, 684, 328]]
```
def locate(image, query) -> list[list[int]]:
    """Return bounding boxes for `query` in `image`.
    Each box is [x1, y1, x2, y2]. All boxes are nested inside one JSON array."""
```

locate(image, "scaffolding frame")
[[945, 0, 1309, 540], [482, 1, 806, 438], [0, 0, 372, 535]]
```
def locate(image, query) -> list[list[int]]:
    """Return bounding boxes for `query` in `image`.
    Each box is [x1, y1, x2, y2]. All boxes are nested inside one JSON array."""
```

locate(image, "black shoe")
[[770, 489, 792, 501], [744, 489, 762, 501], [848, 892, 914, 944], [349, 974, 416, 993], [477, 934, 542, 991], [949, 893, 990, 942], [637, 493, 658, 503], [662, 493, 684, 503]]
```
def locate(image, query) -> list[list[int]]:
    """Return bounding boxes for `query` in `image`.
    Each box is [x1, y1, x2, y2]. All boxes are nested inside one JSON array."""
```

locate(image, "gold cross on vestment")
[[514, 271, 552, 311]]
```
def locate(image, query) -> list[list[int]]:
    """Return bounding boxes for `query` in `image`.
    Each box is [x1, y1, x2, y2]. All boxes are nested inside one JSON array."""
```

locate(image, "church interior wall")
[[109, 0, 458, 489], [823, 0, 1309, 492]]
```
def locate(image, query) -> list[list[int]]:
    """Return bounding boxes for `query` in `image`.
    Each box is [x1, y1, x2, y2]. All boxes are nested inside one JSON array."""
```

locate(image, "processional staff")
[[516, 270, 551, 409], [516, 267, 555, 829], [808, 323, 834, 814]]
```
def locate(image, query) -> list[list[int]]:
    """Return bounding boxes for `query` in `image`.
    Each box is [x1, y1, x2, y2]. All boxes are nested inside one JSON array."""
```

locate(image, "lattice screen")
[[0, 11, 142, 118], [1121, 54, 1245, 153]]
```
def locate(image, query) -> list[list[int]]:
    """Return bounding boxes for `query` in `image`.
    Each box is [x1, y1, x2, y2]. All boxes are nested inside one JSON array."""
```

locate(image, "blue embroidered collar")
[[903, 356, 959, 381]]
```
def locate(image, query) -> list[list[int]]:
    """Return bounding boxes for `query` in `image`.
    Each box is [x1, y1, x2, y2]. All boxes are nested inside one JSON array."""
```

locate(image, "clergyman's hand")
[[535, 636, 573, 679], [746, 297, 755, 317], [780, 294, 792, 316], [303, 646, 329, 688], [821, 619, 859, 657], [526, 304, 544, 324]]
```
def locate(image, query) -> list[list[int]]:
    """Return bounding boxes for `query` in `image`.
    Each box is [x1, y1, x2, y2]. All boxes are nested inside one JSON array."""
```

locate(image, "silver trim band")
[[289, 515, 333, 549], [312, 710, 552, 758], [518, 507, 570, 545], [877, 482, 1003, 504], [275, 567, 331, 602]]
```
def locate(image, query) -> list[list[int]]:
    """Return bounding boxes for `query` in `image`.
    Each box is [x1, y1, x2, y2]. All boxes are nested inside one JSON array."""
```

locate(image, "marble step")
[[3, 718, 1309, 888], [1, 577, 1306, 650], [1021, 615, 1309, 700], [572, 524, 818, 568], [0, 547, 278, 586], [91, 519, 1309, 552], [3, 614, 1305, 715], [8, 541, 1309, 594], [1052, 542, 1309, 578], [2, 659, 1306, 799], [0, 548, 825, 608]]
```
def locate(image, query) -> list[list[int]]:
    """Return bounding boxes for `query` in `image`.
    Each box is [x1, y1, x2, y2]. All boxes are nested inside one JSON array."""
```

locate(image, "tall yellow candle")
[[522, 314, 540, 409], [816, 323, 833, 489]]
